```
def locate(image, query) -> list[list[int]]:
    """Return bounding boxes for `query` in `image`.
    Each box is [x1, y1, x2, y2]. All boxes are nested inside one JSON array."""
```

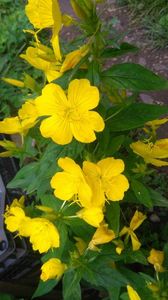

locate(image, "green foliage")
[[0, 0, 31, 118], [106, 103, 168, 131], [117, 0, 168, 48], [102, 63, 168, 91]]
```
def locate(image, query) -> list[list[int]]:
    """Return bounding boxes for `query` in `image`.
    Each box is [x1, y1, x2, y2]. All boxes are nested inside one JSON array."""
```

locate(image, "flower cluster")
[[51, 156, 129, 227], [4, 200, 60, 254], [1, 0, 168, 299]]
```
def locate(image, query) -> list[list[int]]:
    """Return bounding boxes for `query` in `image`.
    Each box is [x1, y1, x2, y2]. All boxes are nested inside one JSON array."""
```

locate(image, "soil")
[[61, 0, 168, 136]]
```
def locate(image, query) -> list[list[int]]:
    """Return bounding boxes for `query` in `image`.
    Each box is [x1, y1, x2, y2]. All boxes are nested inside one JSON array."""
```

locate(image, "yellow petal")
[[105, 174, 129, 201], [35, 83, 68, 116], [83, 161, 105, 207], [51, 34, 62, 61], [61, 46, 89, 73], [145, 157, 168, 167], [25, 0, 54, 29], [130, 140, 168, 165], [87, 111, 105, 132], [18, 100, 38, 121], [40, 115, 73, 144], [28, 218, 60, 253], [130, 231, 141, 251], [0, 117, 22, 134], [147, 249, 165, 272], [98, 157, 125, 178], [127, 285, 141, 300], [20, 47, 50, 71], [130, 211, 146, 231], [51, 158, 92, 205], [50, 172, 78, 200], [152, 139, 168, 158], [146, 118, 168, 127], [119, 226, 129, 237], [89, 223, 115, 249], [52, 0, 62, 34], [77, 207, 104, 227], [45, 68, 62, 82], [70, 111, 104, 143], [41, 258, 66, 282], [70, 116, 97, 143], [68, 79, 99, 111]]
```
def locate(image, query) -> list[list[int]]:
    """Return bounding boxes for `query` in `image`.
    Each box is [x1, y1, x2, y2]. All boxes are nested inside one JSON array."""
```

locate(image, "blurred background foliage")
[[0, 0, 43, 119], [0, 0, 30, 118], [117, 0, 168, 48]]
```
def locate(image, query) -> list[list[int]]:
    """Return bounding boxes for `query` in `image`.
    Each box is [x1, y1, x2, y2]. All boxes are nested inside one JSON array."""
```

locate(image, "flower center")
[[64, 107, 81, 122]]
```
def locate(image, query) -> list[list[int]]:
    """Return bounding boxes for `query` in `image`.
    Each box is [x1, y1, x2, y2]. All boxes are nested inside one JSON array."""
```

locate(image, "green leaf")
[[125, 250, 148, 265], [52, 70, 72, 89], [0, 293, 14, 300], [148, 188, 168, 208], [86, 61, 100, 86], [102, 43, 138, 58], [108, 286, 121, 300], [41, 194, 63, 211], [118, 267, 155, 299], [131, 179, 153, 208], [83, 256, 128, 289], [102, 63, 168, 91], [106, 103, 168, 131], [63, 270, 82, 300], [106, 135, 125, 156], [67, 217, 94, 241], [106, 202, 120, 235], [7, 162, 39, 192], [163, 243, 168, 269], [32, 279, 58, 299], [54, 222, 68, 259]]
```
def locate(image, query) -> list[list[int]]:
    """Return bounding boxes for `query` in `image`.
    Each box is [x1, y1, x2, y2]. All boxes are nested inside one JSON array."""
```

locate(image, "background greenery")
[[117, 0, 168, 48]]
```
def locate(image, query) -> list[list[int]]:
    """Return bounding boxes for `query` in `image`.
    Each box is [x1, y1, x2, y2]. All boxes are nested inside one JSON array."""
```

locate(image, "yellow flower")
[[83, 157, 129, 204], [88, 223, 115, 250], [25, 0, 62, 60], [0, 100, 38, 136], [25, 217, 60, 253], [20, 45, 62, 82], [130, 139, 168, 167], [2, 77, 24, 88], [35, 79, 104, 144], [40, 258, 67, 281], [60, 45, 89, 73], [0, 140, 20, 157], [4, 206, 30, 235], [147, 249, 165, 272], [77, 206, 104, 227], [127, 285, 141, 300], [50, 157, 92, 208], [120, 211, 146, 251]]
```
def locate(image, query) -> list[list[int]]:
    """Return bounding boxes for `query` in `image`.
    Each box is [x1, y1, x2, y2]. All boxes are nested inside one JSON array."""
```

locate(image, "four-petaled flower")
[[120, 210, 146, 251], [35, 79, 105, 145]]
